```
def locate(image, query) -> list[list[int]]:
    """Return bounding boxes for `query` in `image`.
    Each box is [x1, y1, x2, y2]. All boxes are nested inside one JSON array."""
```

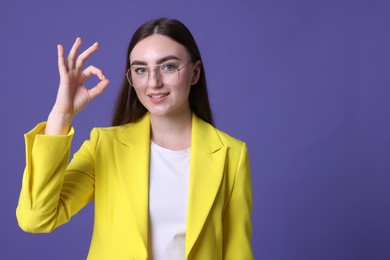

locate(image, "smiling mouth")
[[148, 93, 169, 99]]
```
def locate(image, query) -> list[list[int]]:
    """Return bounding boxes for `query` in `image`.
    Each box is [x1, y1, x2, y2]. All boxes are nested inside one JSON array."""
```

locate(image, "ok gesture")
[[45, 37, 110, 135]]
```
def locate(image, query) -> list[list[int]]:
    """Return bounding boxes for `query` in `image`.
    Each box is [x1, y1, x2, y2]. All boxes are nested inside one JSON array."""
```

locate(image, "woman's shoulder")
[[194, 115, 246, 149], [92, 115, 150, 139], [94, 123, 132, 134], [214, 127, 247, 150], [207, 125, 249, 162], [91, 122, 142, 139]]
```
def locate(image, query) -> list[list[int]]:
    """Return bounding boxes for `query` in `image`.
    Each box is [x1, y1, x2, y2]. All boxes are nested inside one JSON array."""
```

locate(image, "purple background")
[[1, 0, 389, 259]]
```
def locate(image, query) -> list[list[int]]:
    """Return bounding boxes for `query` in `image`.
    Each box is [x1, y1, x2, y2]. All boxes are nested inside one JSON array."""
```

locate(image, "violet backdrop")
[[0, 0, 389, 259]]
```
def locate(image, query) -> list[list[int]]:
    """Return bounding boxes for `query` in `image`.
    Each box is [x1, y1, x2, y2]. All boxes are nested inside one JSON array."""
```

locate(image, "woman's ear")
[[190, 60, 202, 85]]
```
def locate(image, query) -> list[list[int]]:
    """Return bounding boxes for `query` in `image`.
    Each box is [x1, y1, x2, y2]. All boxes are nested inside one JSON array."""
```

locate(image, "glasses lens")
[[128, 67, 149, 87], [159, 69, 179, 86]]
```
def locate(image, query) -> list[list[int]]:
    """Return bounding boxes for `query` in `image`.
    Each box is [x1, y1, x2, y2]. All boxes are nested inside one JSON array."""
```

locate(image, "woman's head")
[[112, 18, 213, 126]]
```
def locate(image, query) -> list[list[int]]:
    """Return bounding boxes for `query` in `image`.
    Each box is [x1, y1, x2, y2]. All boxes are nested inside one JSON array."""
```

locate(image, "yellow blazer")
[[17, 113, 253, 259]]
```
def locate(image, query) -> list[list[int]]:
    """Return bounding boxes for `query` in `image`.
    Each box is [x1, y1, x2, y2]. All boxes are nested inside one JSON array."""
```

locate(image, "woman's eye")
[[134, 67, 147, 75], [162, 64, 177, 71]]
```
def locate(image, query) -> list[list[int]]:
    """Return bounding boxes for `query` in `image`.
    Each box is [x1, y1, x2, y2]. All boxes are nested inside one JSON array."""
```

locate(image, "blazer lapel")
[[185, 115, 227, 257], [113, 114, 151, 258]]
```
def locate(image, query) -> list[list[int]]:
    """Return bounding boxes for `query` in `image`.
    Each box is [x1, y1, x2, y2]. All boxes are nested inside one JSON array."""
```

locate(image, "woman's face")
[[129, 34, 200, 118]]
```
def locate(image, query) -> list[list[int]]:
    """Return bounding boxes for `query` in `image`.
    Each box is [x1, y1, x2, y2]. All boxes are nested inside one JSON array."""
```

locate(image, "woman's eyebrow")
[[157, 55, 181, 64], [130, 55, 181, 66]]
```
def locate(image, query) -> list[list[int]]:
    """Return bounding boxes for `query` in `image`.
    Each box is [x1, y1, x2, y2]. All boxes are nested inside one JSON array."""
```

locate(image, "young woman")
[[16, 18, 253, 259]]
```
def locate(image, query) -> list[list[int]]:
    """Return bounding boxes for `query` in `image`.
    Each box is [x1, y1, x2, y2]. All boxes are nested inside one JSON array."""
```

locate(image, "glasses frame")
[[126, 60, 193, 88]]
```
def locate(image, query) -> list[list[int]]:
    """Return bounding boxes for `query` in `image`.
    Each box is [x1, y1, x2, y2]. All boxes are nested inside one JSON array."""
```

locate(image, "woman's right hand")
[[45, 37, 110, 135]]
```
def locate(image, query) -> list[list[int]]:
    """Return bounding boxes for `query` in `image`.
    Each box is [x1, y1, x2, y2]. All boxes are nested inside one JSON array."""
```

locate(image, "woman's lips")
[[148, 92, 169, 102]]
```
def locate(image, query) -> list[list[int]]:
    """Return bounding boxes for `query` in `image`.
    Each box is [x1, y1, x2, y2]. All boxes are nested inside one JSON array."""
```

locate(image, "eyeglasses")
[[126, 60, 192, 88]]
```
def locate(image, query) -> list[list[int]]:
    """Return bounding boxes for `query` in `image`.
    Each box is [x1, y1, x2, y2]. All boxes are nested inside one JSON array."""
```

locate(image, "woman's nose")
[[147, 68, 163, 87]]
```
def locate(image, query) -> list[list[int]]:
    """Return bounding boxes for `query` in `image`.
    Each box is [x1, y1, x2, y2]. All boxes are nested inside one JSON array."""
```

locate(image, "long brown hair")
[[112, 18, 213, 126]]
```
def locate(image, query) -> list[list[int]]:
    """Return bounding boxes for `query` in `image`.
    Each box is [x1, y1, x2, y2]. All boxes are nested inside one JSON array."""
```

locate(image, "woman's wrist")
[[44, 110, 74, 135]]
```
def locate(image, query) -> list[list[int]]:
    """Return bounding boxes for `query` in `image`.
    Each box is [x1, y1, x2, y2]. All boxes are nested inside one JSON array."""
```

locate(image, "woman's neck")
[[150, 111, 192, 150]]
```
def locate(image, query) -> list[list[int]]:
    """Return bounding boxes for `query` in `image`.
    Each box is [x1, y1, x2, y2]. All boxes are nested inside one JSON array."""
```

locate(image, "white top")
[[149, 141, 190, 260]]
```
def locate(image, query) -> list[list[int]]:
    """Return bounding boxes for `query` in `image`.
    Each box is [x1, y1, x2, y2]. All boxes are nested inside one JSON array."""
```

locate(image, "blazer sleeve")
[[222, 142, 254, 260], [16, 122, 97, 233]]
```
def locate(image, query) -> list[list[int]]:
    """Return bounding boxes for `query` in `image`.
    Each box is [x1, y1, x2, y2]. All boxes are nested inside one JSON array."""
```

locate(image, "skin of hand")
[[45, 37, 110, 135]]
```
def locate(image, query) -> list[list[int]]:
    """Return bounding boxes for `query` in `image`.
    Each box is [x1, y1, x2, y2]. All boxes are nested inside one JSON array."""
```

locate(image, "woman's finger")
[[82, 65, 106, 81], [82, 65, 109, 100], [88, 79, 110, 100], [75, 42, 99, 70], [57, 44, 67, 76], [67, 37, 82, 69]]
